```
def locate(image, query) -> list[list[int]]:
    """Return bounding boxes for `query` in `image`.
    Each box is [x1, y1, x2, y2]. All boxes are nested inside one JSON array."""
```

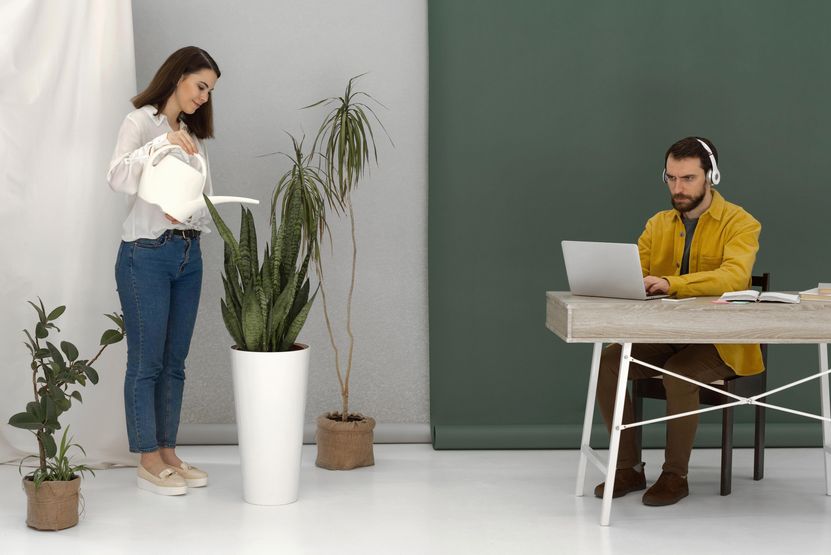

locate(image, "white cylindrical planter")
[[230, 344, 309, 505]]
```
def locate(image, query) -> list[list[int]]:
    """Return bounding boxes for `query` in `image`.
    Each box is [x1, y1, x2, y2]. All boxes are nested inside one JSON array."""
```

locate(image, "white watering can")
[[138, 144, 259, 222]]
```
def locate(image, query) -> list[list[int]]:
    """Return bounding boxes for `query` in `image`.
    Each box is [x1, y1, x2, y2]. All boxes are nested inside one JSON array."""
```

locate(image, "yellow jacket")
[[638, 190, 764, 375]]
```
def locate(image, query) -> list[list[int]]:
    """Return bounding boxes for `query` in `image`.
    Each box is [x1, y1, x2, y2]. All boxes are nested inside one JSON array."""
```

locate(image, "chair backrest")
[[751, 272, 770, 293]]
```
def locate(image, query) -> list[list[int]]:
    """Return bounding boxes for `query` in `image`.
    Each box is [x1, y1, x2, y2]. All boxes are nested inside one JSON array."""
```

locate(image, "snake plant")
[[204, 138, 323, 352]]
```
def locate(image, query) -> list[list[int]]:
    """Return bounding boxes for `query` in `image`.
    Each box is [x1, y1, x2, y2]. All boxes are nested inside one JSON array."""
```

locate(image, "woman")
[[108, 46, 219, 496]]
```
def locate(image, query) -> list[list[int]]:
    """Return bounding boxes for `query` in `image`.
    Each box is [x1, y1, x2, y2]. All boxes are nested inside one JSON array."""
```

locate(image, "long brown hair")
[[132, 46, 221, 139]]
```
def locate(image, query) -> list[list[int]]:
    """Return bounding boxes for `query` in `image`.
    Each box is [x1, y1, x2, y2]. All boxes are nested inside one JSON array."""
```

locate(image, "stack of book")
[[800, 283, 831, 302]]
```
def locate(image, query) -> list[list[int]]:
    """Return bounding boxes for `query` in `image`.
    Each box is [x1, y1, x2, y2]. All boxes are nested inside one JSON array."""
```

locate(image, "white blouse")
[[107, 105, 213, 241]]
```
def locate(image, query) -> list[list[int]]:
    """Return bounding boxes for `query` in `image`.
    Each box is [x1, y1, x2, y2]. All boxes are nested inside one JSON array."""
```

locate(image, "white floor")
[[2, 445, 831, 554]]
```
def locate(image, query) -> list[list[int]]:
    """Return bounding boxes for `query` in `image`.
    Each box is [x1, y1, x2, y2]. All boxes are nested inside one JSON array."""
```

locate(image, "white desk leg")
[[819, 344, 831, 495], [601, 342, 632, 526], [576, 342, 604, 496]]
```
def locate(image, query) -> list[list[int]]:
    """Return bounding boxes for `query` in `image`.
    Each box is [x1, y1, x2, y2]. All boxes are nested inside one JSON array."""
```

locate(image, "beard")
[[671, 190, 706, 213]]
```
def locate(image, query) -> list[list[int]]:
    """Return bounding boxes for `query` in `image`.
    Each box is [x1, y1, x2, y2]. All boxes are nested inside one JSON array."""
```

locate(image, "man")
[[594, 136, 763, 506]]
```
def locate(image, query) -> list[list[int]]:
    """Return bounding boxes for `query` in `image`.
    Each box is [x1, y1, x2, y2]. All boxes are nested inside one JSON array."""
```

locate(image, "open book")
[[799, 283, 831, 302], [719, 290, 800, 304]]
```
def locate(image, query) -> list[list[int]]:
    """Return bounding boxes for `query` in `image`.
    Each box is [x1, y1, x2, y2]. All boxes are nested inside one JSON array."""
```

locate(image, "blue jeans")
[[115, 231, 202, 453]]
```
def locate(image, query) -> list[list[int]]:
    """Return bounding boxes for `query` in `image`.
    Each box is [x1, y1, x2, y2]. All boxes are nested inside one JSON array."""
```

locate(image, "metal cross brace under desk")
[[545, 292, 831, 526]]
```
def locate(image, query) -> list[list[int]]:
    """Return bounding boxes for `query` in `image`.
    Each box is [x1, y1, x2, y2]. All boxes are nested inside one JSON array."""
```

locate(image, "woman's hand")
[[167, 129, 198, 155], [164, 213, 181, 225]]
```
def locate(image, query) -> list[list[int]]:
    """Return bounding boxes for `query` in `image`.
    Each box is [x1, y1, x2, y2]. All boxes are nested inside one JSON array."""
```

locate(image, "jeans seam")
[[128, 242, 148, 452], [165, 367, 172, 446]]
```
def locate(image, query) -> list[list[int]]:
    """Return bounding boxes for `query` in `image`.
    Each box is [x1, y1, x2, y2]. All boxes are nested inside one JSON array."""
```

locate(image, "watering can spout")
[[168, 196, 260, 223]]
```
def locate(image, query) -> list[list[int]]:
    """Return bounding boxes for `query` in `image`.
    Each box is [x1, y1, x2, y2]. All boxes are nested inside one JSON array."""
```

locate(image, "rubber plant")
[[9, 299, 125, 487]]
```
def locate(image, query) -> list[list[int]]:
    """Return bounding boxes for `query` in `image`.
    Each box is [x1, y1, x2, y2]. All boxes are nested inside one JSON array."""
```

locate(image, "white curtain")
[[0, 0, 137, 466]]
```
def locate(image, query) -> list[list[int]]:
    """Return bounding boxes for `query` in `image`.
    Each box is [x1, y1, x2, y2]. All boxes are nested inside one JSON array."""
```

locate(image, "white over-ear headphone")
[[662, 138, 721, 186]]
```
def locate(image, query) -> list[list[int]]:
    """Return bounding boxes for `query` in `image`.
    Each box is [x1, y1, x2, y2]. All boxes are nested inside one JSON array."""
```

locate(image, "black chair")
[[632, 273, 769, 495]]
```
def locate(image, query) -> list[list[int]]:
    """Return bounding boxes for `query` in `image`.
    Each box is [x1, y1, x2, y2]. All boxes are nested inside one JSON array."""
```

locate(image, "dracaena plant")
[[204, 136, 325, 352], [8, 299, 125, 485], [306, 74, 391, 421]]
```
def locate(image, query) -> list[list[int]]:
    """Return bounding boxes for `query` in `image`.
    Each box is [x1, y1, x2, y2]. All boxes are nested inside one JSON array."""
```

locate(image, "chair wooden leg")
[[720, 406, 734, 496], [754, 405, 765, 481], [633, 383, 643, 463]]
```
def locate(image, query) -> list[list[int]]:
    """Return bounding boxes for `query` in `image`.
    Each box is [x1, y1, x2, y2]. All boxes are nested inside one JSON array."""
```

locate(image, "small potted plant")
[[204, 135, 325, 505], [9, 299, 124, 530], [306, 75, 390, 470]]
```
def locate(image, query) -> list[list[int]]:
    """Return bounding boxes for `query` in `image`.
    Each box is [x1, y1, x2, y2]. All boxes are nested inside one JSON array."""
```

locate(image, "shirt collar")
[[141, 105, 188, 131], [701, 189, 725, 221]]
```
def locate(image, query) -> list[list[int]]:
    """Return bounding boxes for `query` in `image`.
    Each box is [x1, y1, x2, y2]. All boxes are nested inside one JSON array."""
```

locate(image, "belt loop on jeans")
[[171, 229, 200, 239]]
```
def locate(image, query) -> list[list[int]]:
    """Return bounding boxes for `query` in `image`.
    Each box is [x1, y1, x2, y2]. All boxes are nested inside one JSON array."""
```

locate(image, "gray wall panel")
[[131, 1, 429, 430]]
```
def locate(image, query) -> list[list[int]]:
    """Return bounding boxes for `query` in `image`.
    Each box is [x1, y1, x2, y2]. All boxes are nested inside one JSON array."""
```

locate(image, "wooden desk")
[[545, 292, 831, 525]]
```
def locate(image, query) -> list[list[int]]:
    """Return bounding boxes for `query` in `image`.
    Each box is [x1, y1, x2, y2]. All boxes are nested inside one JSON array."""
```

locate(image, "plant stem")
[[38, 432, 46, 472], [342, 198, 358, 422], [30, 333, 47, 472], [86, 343, 108, 368], [315, 259, 346, 411]]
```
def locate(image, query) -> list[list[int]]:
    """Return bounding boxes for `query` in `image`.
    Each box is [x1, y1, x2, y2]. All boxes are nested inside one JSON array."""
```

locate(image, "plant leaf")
[[40, 431, 57, 459], [239, 207, 253, 286], [46, 342, 65, 370], [288, 279, 310, 324], [43, 395, 57, 422], [271, 209, 284, 293], [85, 366, 99, 385], [47, 305, 66, 322], [26, 401, 42, 419], [279, 191, 302, 286], [241, 288, 264, 351], [104, 312, 124, 330], [270, 274, 297, 344], [261, 245, 273, 306], [220, 299, 245, 348], [100, 329, 123, 346], [60, 341, 79, 362], [8, 412, 42, 430], [27, 299, 47, 324], [204, 195, 240, 262], [245, 208, 259, 288], [280, 289, 318, 351]]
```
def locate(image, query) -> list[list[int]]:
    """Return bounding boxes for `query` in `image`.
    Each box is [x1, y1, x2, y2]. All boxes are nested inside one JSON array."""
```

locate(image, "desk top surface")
[[546, 291, 831, 344]]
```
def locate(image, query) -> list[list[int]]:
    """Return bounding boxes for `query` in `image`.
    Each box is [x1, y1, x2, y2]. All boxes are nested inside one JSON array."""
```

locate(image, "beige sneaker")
[[170, 462, 208, 487], [137, 465, 187, 496]]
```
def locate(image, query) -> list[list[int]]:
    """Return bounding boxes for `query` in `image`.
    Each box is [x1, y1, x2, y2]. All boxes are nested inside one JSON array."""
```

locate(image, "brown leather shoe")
[[593, 465, 646, 498], [642, 471, 689, 506]]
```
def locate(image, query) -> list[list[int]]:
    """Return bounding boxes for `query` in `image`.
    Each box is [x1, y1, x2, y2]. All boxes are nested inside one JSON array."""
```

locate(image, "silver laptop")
[[561, 240, 667, 300]]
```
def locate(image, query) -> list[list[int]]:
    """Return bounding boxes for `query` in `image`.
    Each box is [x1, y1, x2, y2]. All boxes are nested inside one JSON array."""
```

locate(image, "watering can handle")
[[149, 144, 207, 182]]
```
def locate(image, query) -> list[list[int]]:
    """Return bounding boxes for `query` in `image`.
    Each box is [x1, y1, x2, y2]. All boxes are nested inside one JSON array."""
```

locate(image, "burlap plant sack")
[[315, 413, 376, 470], [22, 476, 81, 531]]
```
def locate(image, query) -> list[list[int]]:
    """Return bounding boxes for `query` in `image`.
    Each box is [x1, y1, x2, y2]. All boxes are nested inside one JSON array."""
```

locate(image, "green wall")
[[428, 0, 831, 448]]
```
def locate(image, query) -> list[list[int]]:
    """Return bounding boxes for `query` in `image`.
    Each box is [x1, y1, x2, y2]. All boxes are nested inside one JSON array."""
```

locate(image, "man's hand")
[[644, 275, 670, 295]]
